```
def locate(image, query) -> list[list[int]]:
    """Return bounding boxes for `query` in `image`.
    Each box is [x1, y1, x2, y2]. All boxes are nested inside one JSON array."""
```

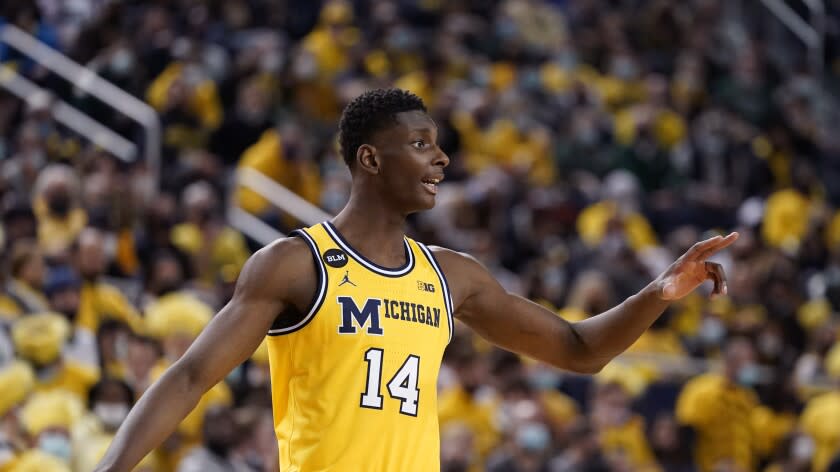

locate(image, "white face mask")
[[94, 403, 129, 430]]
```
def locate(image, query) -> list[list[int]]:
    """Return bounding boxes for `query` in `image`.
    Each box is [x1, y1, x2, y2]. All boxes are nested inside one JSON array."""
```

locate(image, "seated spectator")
[[4, 239, 49, 317], [11, 312, 99, 402], [31, 165, 87, 258]]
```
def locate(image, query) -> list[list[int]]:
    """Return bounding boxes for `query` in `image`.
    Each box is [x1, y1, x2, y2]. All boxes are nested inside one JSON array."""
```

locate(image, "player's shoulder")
[[237, 236, 315, 292], [424, 245, 486, 277]]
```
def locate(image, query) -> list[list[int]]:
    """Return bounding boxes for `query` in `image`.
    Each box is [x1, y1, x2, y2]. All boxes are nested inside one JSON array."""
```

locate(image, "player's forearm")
[[571, 281, 669, 370], [93, 362, 206, 471]]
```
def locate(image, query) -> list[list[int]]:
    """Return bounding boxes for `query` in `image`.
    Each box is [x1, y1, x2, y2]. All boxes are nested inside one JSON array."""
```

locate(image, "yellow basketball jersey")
[[265, 222, 453, 471]]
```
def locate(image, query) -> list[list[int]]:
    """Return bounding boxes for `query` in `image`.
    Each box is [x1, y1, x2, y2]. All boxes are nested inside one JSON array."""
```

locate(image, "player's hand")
[[655, 232, 739, 301]]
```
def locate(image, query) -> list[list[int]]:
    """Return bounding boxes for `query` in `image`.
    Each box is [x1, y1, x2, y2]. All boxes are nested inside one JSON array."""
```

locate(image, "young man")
[[95, 89, 736, 471]]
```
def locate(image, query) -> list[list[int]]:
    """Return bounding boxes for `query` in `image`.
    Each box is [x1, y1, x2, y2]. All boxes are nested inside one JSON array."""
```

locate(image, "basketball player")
[[95, 89, 737, 471]]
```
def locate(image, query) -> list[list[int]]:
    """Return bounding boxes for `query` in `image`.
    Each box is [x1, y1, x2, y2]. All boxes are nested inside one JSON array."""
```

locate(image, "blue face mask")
[[699, 317, 726, 345], [736, 363, 761, 387], [39, 432, 72, 461], [529, 368, 562, 391], [516, 422, 551, 452]]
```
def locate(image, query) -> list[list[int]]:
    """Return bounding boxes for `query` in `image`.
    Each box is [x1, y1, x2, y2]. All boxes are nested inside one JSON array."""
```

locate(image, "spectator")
[[177, 406, 250, 472], [675, 337, 763, 472], [73, 227, 142, 334], [0, 360, 35, 469], [170, 180, 249, 291], [11, 312, 99, 402], [4, 239, 49, 316], [31, 164, 87, 258]]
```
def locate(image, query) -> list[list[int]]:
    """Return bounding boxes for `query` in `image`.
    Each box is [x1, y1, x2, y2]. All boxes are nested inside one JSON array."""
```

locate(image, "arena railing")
[[0, 64, 137, 162], [228, 167, 332, 245], [759, 0, 825, 76], [0, 23, 161, 188]]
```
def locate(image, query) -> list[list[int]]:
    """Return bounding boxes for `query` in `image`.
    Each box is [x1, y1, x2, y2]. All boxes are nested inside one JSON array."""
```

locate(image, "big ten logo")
[[417, 281, 435, 293], [323, 248, 348, 268]]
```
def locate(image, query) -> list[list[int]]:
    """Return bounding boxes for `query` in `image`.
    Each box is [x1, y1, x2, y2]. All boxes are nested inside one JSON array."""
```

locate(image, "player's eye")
[[411, 140, 427, 149]]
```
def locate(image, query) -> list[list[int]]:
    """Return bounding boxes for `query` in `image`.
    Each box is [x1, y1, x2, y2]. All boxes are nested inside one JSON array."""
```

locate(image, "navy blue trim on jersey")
[[416, 242, 454, 344], [323, 222, 415, 277], [267, 229, 328, 335]]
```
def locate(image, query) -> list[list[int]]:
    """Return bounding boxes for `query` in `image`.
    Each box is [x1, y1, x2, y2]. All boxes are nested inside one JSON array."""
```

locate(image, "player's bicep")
[[177, 239, 304, 389], [443, 250, 591, 370]]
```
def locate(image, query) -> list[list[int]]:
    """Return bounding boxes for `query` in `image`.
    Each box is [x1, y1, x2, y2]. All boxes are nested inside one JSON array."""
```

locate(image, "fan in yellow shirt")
[[144, 292, 232, 471], [800, 342, 840, 472], [591, 381, 660, 471], [676, 337, 763, 472], [0, 361, 35, 472], [12, 313, 100, 402], [73, 228, 143, 334]]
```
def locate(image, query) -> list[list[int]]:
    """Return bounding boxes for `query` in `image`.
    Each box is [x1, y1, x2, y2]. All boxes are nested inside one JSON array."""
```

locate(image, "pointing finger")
[[689, 232, 739, 261], [685, 235, 722, 260]]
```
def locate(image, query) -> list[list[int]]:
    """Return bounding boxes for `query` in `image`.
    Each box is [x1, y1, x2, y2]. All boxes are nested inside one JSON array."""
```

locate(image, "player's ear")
[[357, 144, 380, 175]]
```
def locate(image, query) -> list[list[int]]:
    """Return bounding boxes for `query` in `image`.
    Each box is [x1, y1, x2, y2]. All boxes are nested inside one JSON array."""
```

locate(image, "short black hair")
[[338, 88, 427, 167]]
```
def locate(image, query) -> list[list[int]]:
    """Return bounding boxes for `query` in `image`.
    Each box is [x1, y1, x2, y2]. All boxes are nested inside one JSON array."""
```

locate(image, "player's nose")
[[433, 148, 449, 168]]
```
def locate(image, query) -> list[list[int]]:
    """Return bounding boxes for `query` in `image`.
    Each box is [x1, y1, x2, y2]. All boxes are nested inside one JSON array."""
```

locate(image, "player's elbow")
[[175, 354, 217, 393]]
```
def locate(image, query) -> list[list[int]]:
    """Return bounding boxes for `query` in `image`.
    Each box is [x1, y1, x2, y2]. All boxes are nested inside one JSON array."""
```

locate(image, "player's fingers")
[[696, 232, 739, 260], [684, 236, 723, 260], [705, 262, 727, 296]]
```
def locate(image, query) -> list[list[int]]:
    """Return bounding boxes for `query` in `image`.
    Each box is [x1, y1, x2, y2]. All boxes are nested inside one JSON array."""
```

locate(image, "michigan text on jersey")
[[337, 296, 442, 335]]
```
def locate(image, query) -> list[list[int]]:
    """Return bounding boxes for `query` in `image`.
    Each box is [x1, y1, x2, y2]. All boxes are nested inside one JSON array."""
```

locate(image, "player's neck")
[[331, 194, 408, 267]]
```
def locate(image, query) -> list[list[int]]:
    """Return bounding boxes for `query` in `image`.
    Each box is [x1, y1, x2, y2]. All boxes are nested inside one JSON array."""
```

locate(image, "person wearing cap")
[[14, 391, 84, 470], [0, 361, 35, 471], [11, 312, 100, 402], [144, 293, 232, 471], [18, 390, 84, 467]]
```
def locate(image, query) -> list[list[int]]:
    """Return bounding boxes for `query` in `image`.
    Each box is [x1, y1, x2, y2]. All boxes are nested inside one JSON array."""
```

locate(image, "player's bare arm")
[[94, 237, 316, 472], [432, 232, 738, 374]]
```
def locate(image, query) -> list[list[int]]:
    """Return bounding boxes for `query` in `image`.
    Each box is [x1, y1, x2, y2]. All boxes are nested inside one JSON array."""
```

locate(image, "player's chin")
[[416, 192, 436, 210]]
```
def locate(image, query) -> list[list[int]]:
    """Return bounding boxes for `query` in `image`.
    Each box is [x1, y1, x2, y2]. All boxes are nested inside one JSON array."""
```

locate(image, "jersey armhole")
[[267, 229, 329, 336], [415, 242, 455, 344]]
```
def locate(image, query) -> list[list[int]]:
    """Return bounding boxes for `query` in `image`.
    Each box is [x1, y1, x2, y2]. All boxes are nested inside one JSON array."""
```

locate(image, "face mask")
[[528, 368, 561, 391], [699, 317, 726, 345], [110, 49, 134, 75], [39, 432, 72, 461], [155, 280, 181, 296], [792, 435, 815, 461], [46, 195, 72, 217], [516, 422, 550, 452], [758, 334, 783, 358], [736, 363, 761, 387], [94, 403, 129, 430]]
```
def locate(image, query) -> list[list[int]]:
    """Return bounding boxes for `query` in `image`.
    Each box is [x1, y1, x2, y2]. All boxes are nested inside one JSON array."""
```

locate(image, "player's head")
[[339, 88, 449, 213]]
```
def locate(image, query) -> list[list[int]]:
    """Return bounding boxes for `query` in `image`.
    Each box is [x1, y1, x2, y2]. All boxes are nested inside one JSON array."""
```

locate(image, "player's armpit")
[[94, 236, 315, 472], [179, 235, 315, 387]]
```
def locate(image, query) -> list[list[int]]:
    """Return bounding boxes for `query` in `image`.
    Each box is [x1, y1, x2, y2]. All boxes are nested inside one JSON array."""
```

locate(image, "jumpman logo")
[[338, 271, 357, 287]]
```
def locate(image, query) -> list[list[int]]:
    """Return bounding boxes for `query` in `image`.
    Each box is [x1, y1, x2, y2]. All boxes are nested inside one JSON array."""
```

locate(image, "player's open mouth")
[[421, 177, 441, 195]]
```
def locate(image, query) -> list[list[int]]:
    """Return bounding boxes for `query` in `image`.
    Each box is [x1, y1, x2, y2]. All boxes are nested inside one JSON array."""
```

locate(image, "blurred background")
[[1, 0, 840, 471]]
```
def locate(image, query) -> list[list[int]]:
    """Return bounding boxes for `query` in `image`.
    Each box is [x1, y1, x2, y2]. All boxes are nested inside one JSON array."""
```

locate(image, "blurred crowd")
[[3, 0, 840, 471]]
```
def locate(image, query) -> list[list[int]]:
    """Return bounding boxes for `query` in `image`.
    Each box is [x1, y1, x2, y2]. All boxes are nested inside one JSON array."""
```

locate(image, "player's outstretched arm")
[[94, 237, 313, 472], [433, 232, 738, 374]]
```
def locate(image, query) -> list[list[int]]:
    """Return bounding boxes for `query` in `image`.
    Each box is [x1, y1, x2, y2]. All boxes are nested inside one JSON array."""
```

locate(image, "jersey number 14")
[[360, 348, 420, 416]]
